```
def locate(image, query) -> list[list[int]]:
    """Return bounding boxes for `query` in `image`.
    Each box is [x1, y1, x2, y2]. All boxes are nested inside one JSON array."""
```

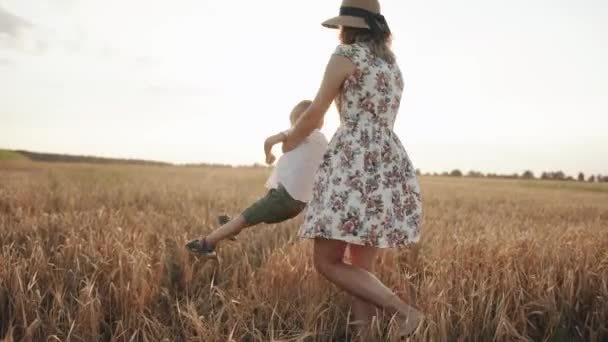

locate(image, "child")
[[186, 100, 328, 257]]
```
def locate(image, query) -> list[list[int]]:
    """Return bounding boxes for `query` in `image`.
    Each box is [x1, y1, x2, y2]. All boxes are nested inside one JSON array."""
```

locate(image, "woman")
[[282, 0, 424, 337]]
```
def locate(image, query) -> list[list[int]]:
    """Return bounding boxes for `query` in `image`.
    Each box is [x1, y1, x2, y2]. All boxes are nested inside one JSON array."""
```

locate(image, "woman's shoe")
[[396, 308, 423, 339]]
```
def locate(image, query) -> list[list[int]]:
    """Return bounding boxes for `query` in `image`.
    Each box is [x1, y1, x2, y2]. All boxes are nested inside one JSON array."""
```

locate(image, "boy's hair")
[[290, 100, 312, 124], [290, 100, 324, 129]]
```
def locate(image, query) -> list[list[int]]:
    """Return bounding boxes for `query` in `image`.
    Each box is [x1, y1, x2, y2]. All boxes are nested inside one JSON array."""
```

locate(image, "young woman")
[[282, 0, 424, 337]]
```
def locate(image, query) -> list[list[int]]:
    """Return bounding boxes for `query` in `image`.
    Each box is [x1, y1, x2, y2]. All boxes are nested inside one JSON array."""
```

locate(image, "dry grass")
[[1, 161, 607, 341]]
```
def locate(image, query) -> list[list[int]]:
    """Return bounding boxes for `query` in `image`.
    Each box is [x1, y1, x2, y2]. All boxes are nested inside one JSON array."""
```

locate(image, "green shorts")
[[241, 184, 307, 225]]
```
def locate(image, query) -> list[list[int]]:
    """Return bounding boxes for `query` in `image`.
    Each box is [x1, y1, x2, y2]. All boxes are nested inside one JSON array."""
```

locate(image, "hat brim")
[[321, 16, 369, 29]]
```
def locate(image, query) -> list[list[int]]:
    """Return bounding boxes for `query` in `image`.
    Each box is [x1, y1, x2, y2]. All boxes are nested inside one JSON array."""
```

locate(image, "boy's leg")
[[195, 189, 273, 249], [187, 186, 305, 256], [205, 215, 252, 247], [205, 189, 305, 247], [185, 215, 252, 257], [218, 215, 238, 240]]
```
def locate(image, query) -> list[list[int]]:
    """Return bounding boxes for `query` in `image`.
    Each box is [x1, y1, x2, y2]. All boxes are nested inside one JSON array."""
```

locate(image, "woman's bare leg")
[[313, 238, 421, 336], [348, 244, 379, 323], [204, 215, 252, 246]]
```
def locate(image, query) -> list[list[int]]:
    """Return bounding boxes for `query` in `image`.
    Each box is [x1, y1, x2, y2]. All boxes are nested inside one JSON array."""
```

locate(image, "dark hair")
[[339, 26, 395, 64]]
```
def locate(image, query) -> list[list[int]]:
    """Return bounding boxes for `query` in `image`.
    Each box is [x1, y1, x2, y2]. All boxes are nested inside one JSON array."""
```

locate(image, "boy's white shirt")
[[265, 129, 328, 202]]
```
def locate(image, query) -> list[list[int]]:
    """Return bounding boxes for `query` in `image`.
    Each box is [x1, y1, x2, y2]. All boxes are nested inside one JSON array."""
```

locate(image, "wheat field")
[[0, 161, 607, 341]]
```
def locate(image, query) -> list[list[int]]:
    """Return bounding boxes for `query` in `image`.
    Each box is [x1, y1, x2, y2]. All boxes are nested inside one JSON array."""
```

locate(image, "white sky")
[[1, 0, 607, 175]]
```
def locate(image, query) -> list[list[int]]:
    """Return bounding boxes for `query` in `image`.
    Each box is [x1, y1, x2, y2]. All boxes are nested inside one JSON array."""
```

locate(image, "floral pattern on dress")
[[298, 43, 422, 248]]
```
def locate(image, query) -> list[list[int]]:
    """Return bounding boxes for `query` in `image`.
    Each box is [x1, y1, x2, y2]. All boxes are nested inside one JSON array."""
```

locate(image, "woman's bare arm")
[[282, 54, 355, 153]]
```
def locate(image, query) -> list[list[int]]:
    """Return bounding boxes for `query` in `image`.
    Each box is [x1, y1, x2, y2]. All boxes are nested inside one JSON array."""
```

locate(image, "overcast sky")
[[1, 0, 607, 175]]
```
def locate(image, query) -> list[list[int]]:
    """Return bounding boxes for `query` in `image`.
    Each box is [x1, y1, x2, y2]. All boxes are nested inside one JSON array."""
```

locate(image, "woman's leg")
[[313, 238, 421, 335], [205, 215, 252, 247], [348, 244, 379, 323]]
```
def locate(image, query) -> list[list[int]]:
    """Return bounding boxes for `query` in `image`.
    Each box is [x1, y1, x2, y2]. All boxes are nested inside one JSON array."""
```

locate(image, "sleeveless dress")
[[298, 43, 422, 248]]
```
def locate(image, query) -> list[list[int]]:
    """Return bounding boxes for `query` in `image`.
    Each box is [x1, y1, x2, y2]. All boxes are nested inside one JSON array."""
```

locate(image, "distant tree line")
[[16, 150, 171, 166], [11, 149, 261, 169], [183, 163, 234, 168], [418, 169, 608, 182]]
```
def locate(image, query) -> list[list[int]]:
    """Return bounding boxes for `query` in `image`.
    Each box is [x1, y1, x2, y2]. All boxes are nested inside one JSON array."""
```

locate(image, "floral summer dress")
[[298, 43, 422, 248]]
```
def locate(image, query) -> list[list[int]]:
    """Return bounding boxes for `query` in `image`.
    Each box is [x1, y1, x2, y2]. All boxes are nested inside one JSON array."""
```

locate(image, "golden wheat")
[[1, 161, 607, 341]]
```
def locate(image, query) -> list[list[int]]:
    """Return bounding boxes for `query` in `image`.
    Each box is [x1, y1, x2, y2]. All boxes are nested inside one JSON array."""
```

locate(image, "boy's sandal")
[[185, 238, 217, 259]]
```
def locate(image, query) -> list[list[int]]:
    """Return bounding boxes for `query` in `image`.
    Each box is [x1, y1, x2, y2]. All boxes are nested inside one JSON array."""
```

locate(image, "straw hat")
[[322, 0, 383, 30]]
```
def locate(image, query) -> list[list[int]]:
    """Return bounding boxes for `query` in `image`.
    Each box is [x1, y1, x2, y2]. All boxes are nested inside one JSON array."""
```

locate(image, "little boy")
[[186, 100, 328, 257]]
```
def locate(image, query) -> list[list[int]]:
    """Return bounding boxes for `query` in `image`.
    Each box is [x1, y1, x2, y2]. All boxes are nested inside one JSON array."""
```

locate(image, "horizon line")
[[2, 148, 607, 179]]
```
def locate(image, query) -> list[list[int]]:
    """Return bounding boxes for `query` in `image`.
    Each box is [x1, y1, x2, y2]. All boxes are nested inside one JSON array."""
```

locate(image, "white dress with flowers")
[[298, 43, 422, 248]]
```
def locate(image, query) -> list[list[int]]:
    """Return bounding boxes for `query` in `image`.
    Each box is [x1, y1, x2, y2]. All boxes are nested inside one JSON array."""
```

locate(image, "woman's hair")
[[339, 26, 395, 64]]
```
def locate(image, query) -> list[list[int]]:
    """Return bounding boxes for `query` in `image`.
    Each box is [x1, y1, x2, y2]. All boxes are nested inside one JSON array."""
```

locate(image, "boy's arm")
[[264, 130, 290, 165]]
